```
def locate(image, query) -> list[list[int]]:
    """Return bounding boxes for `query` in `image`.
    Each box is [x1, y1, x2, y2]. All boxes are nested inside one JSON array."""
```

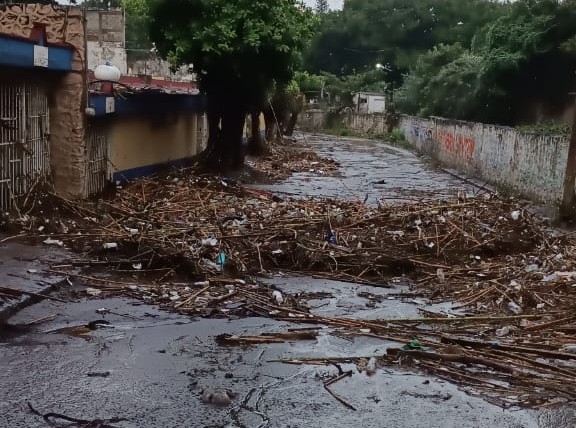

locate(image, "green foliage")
[[295, 71, 325, 94], [81, 0, 153, 61], [304, 0, 502, 80], [148, 0, 316, 102], [398, 0, 576, 124], [516, 122, 571, 136], [315, 0, 329, 14], [389, 128, 407, 147]]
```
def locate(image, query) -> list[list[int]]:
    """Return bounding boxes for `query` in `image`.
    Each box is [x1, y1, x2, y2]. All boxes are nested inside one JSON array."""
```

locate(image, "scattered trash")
[[102, 243, 118, 250], [201, 237, 218, 247], [199, 389, 236, 406], [436, 268, 445, 284], [366, 357, 377, 376], [561, 344, 576, 354], [272, 290, 284, 305], [507, 301, 522, 315], [402, 339, 430, 351], [216, 252, 227, 270], [326, 230, 337, 244], [85, 288, 102, 297], [511, 211, 521, 221], [496, 326, 512, 337], [43, 238, 63, 247]]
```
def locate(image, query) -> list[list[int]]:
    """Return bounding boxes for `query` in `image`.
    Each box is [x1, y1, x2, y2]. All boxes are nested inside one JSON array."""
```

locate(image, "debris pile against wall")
[[345, 113, 569, 204], [0, 4, 88, 198], [9, 163, 576, 408]]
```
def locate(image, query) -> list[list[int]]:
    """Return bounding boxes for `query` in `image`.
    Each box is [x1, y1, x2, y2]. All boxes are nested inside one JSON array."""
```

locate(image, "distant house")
[[353, 92, 386, 115]]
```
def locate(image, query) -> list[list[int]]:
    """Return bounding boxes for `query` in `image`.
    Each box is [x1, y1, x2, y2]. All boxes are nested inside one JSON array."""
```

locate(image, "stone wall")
[[0, 4, 87, 198], [85, 9, 127, 74], [345, 113, 569, 204]]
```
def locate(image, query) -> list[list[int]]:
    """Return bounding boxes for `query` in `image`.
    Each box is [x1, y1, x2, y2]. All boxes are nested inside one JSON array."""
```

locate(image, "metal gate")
[[86, 121, 110, 196], [0, 82, 50, 213]]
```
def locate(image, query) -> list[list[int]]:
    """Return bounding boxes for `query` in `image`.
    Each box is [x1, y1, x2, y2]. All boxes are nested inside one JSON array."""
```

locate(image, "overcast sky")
[[303, 0, 344, 10]]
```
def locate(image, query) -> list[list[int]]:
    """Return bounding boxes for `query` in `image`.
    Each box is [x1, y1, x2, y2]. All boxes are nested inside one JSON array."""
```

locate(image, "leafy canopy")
[[148, 0, 315, 103], [398, 0, 576, 124]]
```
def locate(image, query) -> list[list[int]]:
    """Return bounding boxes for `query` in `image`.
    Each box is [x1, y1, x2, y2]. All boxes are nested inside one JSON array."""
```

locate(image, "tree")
[[315, 0, 329, 14], [80, 0, 153, 62], [147, 0, 315, 170], [399, 0, 576, 125], [304, 0, 503, 81]]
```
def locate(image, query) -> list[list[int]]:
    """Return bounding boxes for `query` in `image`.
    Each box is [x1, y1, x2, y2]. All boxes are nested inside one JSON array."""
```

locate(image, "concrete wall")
[[128, 57, 196, 82], [344, 112, 569, 204], [110, 113, 203, 180], [344, 112, 387, 134], [299, 109, 328, 131], [398, 115, 569, 204], [0, 4, 87, 198], [86, 9, 127, 74]]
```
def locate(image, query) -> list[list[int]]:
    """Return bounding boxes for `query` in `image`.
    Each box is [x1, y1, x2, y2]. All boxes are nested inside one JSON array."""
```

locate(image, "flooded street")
[[251, 133, 470, 205], [1, 134, 575, 427]]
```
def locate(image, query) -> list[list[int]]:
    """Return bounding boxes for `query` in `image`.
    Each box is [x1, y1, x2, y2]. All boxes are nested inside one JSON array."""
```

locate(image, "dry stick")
[[417, 361, 512, 394], [480, 348, 576, 379], [524, 315, 576, 332], [0, 287, 68, 303], [174, 286, 211, 309], [25, 314, 57, 326], [44, 270, 138, 287], [323, 371, 356, 411], [441, 335, 576, 361], [0, 234, 25, 244], [255, 243, 265, 273]]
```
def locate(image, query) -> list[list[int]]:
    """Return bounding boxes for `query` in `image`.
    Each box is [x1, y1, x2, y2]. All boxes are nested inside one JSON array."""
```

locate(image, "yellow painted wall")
[[244, 113, 266, 139], [110, 112, 202, 174]]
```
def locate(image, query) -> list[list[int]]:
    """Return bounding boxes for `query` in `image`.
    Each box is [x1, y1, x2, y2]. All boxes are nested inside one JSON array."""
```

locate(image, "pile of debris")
[[10, 170, 576, 409], [247, 140, 340, 180], [21, 172, 571, 312]]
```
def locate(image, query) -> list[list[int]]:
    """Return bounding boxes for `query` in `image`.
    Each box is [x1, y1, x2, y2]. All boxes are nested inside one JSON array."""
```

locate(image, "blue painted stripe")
[[0, 36, 73, 71], [89, 93, 205, 117], [113, 158, 194, 183]]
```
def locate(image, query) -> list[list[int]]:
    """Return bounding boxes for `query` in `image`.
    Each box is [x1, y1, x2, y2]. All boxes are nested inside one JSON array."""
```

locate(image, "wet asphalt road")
[[251, 133, 472, 205], [1, 134, 576, 428]]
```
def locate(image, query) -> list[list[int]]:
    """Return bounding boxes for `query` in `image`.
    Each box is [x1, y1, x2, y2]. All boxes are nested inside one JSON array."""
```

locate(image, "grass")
[[516, 122, 571, 136], [495, 183, 516, 197]]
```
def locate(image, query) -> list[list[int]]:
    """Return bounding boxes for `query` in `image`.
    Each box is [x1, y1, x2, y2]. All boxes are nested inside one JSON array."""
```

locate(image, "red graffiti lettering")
[[435, 129, 475, 161]]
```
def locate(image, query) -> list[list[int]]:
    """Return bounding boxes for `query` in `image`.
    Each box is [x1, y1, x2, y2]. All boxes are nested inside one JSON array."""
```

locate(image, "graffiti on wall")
[[410, 123, 434, 145], [436, 128, 475, 161]]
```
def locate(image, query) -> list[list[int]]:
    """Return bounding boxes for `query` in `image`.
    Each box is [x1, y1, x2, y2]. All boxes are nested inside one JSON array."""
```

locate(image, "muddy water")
[[0, 294, 543, 428], [1, 134, 575, 427], [250, 133, 473, 205]]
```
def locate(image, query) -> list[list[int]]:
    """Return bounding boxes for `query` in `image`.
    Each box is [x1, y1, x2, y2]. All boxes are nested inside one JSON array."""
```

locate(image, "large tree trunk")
[[247, 110, 266, 156], [201, 91, 247, 171], [264, 104, 282, 143], [284, 111, 298, 137]]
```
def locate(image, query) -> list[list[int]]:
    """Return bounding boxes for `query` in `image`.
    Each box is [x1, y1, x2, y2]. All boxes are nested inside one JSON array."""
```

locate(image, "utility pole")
[[560, 94, 576, 219]]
